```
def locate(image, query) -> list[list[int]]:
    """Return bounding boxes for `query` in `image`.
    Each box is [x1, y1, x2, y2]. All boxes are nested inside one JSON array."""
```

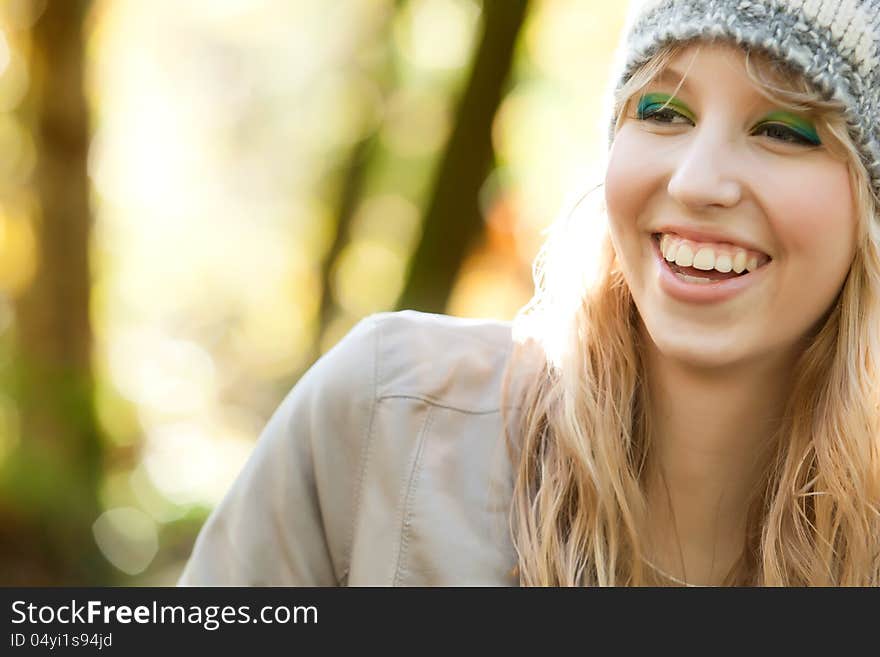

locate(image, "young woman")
[[179, 0, 880, 586]]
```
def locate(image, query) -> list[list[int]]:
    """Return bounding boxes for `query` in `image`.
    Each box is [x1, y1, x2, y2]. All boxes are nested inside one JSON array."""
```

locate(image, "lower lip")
[[652, 236, 771, 304]]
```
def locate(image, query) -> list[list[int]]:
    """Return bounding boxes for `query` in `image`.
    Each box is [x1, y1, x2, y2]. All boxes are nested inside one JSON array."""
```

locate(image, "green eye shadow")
[[635, 93, 821, 146], [636, 92, 695, 122], [757, 110, 821, 145]]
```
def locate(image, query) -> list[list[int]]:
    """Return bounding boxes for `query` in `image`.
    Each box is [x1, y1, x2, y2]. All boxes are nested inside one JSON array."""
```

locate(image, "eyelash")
[[637, 105, 820, 147]]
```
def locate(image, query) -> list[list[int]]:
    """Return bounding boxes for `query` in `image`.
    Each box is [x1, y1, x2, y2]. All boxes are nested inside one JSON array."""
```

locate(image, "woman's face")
[[604, 42, 858, 371]]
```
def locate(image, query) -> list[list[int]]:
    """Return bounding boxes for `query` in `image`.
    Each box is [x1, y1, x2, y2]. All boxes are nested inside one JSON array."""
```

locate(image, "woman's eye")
[[638, 105, 692, 125], [753, 122, 820, 146]]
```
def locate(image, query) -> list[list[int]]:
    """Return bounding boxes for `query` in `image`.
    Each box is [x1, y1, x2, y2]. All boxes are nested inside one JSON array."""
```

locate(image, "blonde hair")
[[502, 40, 880, 586]]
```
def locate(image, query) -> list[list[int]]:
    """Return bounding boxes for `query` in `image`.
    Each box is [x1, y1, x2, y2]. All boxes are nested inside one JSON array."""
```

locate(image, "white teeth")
[[714, 254, 733, 273], [659, 233, 767, 275], [692, 247, 715, 271], [661, 235, 678, 262], [677, 273, 716, 285], [674, 244, 694, 267]]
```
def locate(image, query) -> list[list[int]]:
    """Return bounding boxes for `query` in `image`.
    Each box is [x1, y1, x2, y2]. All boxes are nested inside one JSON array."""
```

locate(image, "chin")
[[641, 320, 752, 371], [660, 344, 743, 371]]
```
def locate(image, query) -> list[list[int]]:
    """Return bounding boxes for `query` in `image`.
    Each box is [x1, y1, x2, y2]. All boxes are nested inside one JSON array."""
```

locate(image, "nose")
[[666, 125, 743, 209]]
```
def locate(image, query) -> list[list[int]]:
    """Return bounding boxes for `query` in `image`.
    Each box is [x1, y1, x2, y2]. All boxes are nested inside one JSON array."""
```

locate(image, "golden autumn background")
[[0, 0, 632, 585]]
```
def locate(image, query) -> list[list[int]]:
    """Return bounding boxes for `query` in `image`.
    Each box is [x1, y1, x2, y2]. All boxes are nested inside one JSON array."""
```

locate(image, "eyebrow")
[[651, 63, 818, 119], [653, 66, 692, 94]]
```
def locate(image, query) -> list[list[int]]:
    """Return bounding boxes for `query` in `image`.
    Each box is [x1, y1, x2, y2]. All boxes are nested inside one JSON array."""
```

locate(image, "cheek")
[[605, 127, 663, 234], [760, 160, 855, 267]]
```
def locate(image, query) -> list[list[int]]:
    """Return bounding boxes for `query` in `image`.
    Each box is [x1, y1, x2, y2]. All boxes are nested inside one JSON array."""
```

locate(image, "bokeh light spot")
[[92, 506, 159, 576]]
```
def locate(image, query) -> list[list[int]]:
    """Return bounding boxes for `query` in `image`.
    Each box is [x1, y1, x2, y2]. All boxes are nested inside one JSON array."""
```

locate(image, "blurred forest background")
[[0, 0, 630, 585]]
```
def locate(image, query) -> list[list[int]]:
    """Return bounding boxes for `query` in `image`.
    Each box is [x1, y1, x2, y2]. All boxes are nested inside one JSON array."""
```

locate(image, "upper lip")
[[652, 225, 771, 258]]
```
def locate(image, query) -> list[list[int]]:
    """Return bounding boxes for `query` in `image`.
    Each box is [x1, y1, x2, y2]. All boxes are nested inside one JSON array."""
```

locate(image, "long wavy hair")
[[502, 40, 880, 586]]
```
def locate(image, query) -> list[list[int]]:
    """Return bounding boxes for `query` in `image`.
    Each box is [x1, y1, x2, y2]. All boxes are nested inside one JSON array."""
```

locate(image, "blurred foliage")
[[0, 0, 631, 584]]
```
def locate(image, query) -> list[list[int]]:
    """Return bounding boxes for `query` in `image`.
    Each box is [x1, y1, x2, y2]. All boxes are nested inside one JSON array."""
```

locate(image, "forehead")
[[656, 41, 798, 95]]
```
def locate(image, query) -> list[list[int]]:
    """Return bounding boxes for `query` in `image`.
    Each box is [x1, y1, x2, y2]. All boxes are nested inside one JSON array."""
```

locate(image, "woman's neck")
[[641, 335, 797, 585]]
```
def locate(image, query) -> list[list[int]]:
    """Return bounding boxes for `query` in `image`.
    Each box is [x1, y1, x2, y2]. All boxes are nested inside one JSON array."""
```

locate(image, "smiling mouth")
[[650, 233, 770, 282]]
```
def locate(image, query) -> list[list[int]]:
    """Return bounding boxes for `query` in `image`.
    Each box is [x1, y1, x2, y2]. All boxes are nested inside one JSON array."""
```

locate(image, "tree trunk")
[[396, 0, 530, 313], [317, 0, 406, 353], [1, 0, 107, 584]]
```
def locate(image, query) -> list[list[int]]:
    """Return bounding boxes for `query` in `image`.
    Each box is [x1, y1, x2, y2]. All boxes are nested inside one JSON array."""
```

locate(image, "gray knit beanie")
[[608, 0, 880, 199]]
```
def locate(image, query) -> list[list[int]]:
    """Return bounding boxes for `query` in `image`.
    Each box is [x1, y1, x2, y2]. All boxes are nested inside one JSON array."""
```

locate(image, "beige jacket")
[[178, 310, 536, 586]]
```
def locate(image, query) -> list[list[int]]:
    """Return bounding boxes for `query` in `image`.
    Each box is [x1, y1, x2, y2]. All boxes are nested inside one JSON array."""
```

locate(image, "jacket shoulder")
[[370, 309, 515, 414]]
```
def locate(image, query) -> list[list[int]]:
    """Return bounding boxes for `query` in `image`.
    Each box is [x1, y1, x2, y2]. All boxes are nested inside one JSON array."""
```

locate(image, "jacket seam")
[[381, 310, 513, 351], [392, 404, 435, 586], [377, 393, 520, 415], [340, 314, 382, 586]]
